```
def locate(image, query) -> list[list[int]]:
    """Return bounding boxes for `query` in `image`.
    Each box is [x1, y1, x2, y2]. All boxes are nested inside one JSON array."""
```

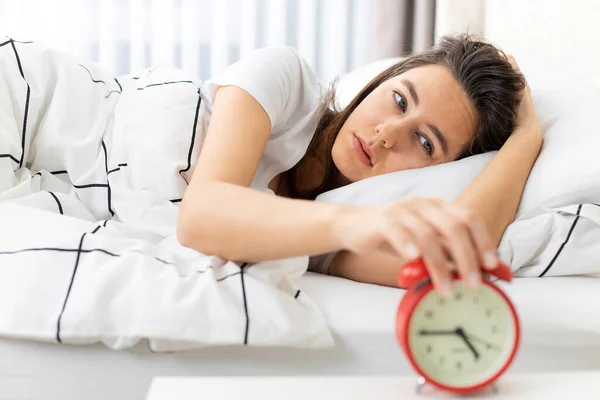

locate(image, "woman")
[[177, 34, 543, 296]]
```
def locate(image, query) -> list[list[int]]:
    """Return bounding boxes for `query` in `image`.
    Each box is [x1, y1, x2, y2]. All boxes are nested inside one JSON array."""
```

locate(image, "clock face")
[[407, 281, 517, 389]]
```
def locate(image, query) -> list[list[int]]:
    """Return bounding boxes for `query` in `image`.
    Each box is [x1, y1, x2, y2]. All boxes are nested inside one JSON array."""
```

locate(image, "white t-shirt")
[[202, 46, 336, 274], [203, 46, 324, 193]]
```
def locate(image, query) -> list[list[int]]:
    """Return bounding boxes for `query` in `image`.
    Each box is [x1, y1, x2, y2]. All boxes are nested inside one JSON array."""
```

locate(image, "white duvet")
[[0, 37, 333, 350]]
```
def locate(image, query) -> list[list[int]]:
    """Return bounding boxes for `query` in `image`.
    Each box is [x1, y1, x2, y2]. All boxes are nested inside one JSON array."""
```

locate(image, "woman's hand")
[[506, 55, 543, 141], [334, 196, 500, 295]]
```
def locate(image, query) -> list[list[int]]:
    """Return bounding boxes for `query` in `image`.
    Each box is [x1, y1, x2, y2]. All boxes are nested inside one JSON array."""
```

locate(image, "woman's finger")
[[381, 221, 420, 261], [406, 199, 481, 289], [447, 205, 499, 271], [389, 205, 453, 295], [506, 54, 520, 72]]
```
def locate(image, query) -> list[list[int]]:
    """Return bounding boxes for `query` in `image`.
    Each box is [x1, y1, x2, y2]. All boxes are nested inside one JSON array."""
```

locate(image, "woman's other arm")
[[453, 58, 542, 247], [453, 122, 542, 247]]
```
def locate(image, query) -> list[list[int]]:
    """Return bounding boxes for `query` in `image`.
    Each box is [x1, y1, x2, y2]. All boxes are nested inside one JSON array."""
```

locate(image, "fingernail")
[[483, 252, 498, 270], [404, 243, 420, 259], [468, 272, 480, 289], [440, 280, 453, 297]]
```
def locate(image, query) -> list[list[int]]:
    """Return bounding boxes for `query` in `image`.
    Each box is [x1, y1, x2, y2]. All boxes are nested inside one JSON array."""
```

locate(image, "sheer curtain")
[[370, 0, 436, 59], [0, 0, 373, 83]]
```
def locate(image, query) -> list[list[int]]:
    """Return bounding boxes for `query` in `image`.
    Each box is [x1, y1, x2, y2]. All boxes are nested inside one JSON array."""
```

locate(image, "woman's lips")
[[353, 133, 372, 166]]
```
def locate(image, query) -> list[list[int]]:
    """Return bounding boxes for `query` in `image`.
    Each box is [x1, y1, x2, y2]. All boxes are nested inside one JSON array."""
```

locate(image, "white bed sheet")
[[1, 273, 599, 400]]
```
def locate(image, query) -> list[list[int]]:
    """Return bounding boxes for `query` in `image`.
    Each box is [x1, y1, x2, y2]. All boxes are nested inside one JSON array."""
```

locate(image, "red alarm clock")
[[396, 258, 520, 394]]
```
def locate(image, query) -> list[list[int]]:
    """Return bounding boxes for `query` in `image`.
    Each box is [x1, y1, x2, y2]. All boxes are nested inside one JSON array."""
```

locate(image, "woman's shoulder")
[[247, 45, 310, 68], [240, 45, 320, 86]]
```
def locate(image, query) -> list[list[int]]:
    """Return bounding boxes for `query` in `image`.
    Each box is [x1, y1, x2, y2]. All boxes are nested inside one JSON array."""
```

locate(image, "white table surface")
[[146, 370, 600, 400]]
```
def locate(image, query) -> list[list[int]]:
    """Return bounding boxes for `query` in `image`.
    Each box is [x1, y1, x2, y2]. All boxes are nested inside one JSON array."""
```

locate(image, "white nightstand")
[[146, 370, 600, 400]]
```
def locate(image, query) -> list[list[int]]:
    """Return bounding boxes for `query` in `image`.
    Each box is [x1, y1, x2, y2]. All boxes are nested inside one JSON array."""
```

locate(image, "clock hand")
[[418, 329, 457, 336], [463, 332, 501, 351], [456, 328, 480, 360]]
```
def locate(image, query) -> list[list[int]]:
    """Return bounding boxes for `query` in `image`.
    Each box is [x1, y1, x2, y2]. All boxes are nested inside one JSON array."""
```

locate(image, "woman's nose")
[[374, 122, 402, 149]]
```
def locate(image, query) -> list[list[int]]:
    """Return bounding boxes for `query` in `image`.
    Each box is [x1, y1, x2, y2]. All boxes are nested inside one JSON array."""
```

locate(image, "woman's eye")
[[394, 91, 407, 112], [418, 134, 433, 156]]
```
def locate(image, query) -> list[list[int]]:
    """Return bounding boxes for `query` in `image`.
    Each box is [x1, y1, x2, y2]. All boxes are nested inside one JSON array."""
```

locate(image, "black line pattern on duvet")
[[0, 242, 158, 262], [101, 140, 114, 216], [107, 163, 128, 175], [0, 246, 117, 257], [48, 191, 64, 215], [0, 38, 32, 49], [539, 204, 583, 277], [9, 39, 30, 169], [0, 244, 214, 271], [178, 90, 202, 185], [136, 80, 197, 90], [104, 78, 123, 98], [113, 77, 122, 92], [56, 233, 87, 343], [0, 244, 252, 346], [84, 223, 175, 267], [0, 38, 33, 46], [35, 166, 123, 208], [240, 262, 250, 345], [77, 63, 122, 98], [73, 183, 108, 189], [294, 290, 301, 299], [90, 220, 109, 235], [0, 154, 19, 164]]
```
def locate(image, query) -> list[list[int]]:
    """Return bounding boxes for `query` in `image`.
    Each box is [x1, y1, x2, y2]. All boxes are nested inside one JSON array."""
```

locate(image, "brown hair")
[[282, 34, 526, 200]]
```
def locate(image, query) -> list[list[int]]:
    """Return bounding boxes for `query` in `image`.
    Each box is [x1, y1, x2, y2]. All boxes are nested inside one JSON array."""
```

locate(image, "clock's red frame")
[[395, 258, 520, 394]]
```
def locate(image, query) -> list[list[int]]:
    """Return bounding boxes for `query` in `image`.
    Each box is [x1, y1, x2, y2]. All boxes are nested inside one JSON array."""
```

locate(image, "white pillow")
[[319, 60, 600, 218], [514, 76, 600, 216], [316, 152, 494, 205]]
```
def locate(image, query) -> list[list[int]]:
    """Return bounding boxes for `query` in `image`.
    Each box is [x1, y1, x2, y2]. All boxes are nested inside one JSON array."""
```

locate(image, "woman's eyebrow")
[[427, 123, 449, 156], [401, 79, 419, 106], [401, 78, 448, 156]]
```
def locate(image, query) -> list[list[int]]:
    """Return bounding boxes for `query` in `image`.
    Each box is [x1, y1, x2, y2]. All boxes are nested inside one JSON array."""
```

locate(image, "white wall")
[[434, 0, 485, 41], [484, 0, 600, 90], [436, 0, 600, 90]]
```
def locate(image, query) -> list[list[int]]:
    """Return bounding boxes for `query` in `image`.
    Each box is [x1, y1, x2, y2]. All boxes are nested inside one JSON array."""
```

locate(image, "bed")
[[3, 1, 600, 400], [2, 272, 600, 400]]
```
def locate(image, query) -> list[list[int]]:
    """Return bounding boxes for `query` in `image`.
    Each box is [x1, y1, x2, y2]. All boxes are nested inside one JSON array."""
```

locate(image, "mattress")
[[1, 273, 599, 400]]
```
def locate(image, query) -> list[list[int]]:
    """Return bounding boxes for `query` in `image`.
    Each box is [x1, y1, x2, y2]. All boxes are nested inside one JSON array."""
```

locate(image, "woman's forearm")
[[453, 125, 543, 247], [177, 181, 354, 262], [329, 250, 406, 288]]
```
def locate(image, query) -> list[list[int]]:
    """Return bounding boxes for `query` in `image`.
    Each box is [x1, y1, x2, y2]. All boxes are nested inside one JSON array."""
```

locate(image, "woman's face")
[[332, 64, 478, 183]]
